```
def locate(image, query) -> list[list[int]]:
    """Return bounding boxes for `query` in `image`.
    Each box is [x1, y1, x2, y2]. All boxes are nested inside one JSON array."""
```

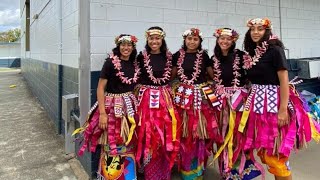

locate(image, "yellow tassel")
[[121, 116, 129, 143], [163, 89, 177, 141], [125, 115, 136, 145], [309, 114, 320, 143], [213, 109, 236, 161], [72, 127, 85, 136], [169, 108, 177, 141], [227, 110, 236, 168], [238, 109, 250, 133], [72, 110, 93, 136]]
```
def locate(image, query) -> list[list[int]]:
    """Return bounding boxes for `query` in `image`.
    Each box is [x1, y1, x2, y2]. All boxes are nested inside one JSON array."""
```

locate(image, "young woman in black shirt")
[[210, 28, 262, 180], [242, 18, 320, 180], [171, 28, 219, 180], [77, 34, 140, 180], [135, 26, 180, 180]]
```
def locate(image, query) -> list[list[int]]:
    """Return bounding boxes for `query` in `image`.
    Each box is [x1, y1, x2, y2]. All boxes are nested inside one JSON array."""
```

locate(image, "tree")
[[0, 28, 21, 43]]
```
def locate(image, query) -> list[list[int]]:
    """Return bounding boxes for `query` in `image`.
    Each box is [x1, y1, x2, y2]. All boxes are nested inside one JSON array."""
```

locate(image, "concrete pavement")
[[198, 141, 320, 180], [1, 69, 319, 180], [0, 69, 88, 180]]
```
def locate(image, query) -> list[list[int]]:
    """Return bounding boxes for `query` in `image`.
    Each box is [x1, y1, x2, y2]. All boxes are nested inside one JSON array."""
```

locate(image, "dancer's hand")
[[99, 113, 108, 130], [278, 108, 289, 127]]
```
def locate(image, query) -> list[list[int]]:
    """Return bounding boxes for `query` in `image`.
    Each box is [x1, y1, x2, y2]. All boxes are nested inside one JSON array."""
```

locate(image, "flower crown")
[[145, 29, 166, 38], [182, 28, 203, 39], [114, 35, 138, 46], [247, 18, 272, 29], [213, 28, 239, 42]]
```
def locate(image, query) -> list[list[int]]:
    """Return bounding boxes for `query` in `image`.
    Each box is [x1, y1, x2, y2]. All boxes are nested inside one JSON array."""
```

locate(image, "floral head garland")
[[182, 28, 203, 39], [213, 28, 239, 42], [145, 29, 166, 38], [247, 18, 272, 29], [114, 35, 138, 47]]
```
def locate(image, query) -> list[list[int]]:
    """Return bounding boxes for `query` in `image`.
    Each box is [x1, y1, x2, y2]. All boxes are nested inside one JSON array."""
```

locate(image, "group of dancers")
[[75, 17, 320, 180]]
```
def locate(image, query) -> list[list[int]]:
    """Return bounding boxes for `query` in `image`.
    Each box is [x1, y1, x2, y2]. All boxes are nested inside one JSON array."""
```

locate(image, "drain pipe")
[[58, 0, 62, 65], [279, 0, 283, 41], [79, 0, 91, 125], [57, 0, 63, 133]]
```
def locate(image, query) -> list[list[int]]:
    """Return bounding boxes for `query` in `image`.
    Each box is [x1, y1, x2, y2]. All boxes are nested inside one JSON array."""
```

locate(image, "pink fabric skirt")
[[242, 84, 316, 157], [212, 87, 258, 175], [78, 92, 138, 156], [174, 83, 221, 178], [136, 85, 181, 179]]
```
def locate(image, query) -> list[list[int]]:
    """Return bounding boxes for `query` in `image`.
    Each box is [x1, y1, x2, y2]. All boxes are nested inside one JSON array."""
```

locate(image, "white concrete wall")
[[280, 0, 320, 58], [29, 0, 60, 64], [62, 0, 79, 68], [90, 0, 320, 71], [22, 0, 79, 68], [0, 44, 21, 57], [89, 0, 278, 71], [22, 0, 320, 69]]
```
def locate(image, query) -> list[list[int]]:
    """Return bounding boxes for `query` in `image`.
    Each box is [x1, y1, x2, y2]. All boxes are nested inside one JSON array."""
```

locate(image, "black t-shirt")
[[137, 52, 171, 86], [100, 58, 136, 93], [246, 45, 287, 85], [212, 50, 246, 87], [172, 50, 212, 84]]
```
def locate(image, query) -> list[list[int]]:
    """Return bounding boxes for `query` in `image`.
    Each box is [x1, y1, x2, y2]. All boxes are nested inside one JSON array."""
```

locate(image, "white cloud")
[[0, 0, 20, 11], [0, 9, 20, 26]]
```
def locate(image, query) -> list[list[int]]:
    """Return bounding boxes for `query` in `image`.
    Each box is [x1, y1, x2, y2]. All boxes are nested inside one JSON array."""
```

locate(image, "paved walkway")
[[199, 141, 320, 180], [1, 69, 319, 180], [0, 69, 87, 180]]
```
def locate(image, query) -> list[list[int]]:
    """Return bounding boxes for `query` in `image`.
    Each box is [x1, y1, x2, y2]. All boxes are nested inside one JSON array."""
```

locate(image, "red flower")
[[191, 28, 200, 36], [264, 18, 271, 28], [131, 35, 138, 43]]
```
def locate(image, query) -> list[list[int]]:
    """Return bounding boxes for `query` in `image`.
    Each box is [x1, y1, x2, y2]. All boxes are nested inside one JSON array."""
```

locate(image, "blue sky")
[[0, 0, 20, 32]]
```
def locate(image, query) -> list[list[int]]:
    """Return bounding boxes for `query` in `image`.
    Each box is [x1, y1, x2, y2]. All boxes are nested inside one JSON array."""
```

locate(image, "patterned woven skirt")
[[76, 92, 138, 180]]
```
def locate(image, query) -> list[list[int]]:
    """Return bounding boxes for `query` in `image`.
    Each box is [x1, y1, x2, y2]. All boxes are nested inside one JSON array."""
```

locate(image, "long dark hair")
[[145, 26, 168, 55], [111, 34, 137, 62], [182, 37, 203, 51], [244, 29, 284, 56], [214, 39, 236, 59]]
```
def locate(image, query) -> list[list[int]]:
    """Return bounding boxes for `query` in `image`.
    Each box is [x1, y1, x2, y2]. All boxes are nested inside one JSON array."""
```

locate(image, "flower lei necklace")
[[177, 48, 203, 85], [142, 50, 172, 85], [242, 35, 278, 69], [242, 41, 268, 70], [110, 54, 140, 84], [213, 50, 241, 95]]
